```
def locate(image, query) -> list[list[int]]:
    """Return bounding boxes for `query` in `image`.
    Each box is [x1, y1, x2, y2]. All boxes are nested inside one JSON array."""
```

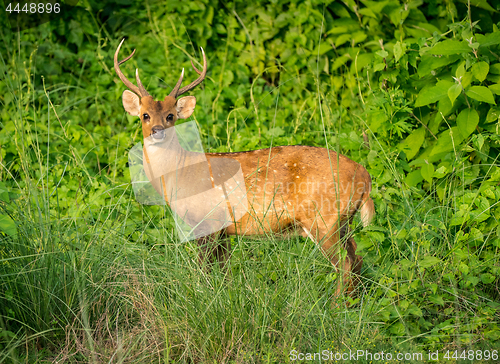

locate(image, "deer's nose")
[[151, 126, 165, 139]]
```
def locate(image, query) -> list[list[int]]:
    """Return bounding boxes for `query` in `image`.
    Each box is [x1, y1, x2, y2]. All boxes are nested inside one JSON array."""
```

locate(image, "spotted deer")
[[114, 39, 375, 296]]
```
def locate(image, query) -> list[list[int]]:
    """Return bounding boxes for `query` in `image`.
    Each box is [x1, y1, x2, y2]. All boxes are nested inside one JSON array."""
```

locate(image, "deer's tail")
[[360, 197, 375, 227], [359, 174, 375, 227]]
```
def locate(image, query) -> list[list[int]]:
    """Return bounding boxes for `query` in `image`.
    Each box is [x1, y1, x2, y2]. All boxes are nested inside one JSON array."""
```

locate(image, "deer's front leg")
[[196, 232, 231, 269]]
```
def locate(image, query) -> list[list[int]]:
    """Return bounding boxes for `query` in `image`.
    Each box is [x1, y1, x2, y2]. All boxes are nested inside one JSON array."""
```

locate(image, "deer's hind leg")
[[339, 222, 363, 296], [300, 217, 361, 297]]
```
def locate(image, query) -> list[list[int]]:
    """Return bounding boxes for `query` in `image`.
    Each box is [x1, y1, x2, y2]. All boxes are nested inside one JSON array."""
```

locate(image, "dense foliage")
[[1, 0, 499, 362]]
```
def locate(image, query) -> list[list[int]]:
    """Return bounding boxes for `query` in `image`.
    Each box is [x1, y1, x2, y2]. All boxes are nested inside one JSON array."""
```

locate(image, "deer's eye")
[[167, 114, 174, 121], [143, 113, 150, 121]]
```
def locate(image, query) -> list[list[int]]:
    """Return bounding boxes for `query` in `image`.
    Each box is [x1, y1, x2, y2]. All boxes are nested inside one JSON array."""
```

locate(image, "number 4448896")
[[444, 350, 498, 361], [6, 3, 60, 14]]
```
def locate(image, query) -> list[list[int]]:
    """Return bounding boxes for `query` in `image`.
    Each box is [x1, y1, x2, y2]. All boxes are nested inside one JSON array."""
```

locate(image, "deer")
[[114, 39, 375, 296]]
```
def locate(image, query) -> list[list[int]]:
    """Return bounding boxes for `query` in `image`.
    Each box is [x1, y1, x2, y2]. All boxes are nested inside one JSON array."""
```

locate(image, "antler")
[[114, 38, 150, 97], [169, 47, 207, 98]]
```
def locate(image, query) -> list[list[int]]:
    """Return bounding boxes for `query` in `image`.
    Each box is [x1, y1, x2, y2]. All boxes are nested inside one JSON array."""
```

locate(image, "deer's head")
[[114, 39, 207, 143]]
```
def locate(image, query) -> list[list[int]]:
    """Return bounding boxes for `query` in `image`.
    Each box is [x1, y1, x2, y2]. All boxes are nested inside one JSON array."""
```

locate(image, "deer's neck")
[[143, 131, 206, 181]]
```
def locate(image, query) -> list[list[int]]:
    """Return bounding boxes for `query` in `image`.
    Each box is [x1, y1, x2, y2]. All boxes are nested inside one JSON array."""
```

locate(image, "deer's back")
[[208, 145, 371, 235]]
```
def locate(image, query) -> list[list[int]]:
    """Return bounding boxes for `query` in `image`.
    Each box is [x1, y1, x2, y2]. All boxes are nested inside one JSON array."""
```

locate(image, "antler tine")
[[114, 38, 148, 97], [136, 69, 150, 97], [190, 60, 202, 75], [168, 68, 185, 98], [175, 47, 207, 97], [118, 48, 135, 65]]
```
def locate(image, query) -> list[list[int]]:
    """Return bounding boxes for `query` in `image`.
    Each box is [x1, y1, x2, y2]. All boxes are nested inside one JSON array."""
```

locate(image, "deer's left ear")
[[176, 96, 196, 119], [122, 90, 141, 116]]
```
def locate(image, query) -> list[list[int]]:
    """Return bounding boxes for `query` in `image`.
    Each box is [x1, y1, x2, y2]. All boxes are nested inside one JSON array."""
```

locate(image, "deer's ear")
[[122, 90, 141, 116], [176, 96, 196, 119]]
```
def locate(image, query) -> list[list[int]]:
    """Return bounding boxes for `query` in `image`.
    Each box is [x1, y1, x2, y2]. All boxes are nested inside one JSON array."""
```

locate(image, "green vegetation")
[[1, 0, 500, 362]]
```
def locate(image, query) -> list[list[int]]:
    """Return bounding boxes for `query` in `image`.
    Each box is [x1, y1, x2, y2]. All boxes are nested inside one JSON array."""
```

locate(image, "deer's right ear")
[[176, 96, 196, 119], [122, 90, 141, 116]]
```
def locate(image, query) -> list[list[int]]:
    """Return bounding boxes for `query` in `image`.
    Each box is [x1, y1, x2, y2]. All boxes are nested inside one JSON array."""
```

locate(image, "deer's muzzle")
[[151, 126, 165, 140]]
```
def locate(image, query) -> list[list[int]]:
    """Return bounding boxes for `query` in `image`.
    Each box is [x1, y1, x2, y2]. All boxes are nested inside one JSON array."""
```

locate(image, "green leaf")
[[456, 63, 466, 79], [485, 329, 500, 341], [450, 210, 470, 226], [459, 0, 497, 13], [486, 107, 500, 122], [489, 84, 500, 95], [331, 54, 350, 71], [428, 40, 472, 55], [399, 127, 425, 160], [466, 86, 496, 104], [0, 214, 17, 238], [314, 42, 333, 56], [467, 276, 480, 286], [461, 72, 473, 89], [457, 109, 479, 139], [448, 84, 462, 105], [0, 182, 9, 203], [368, 110, 387, 132], [471, 61, 489, 82], [433, 166, 449, 178], [405, 170, 423, 187], [359, 1, 390, 17], [430, 126, 465, 156], [68, 20, 83, 48], [390, 322, 405, 336], [335, 33, 352, 47], [418, 55, 460, 78], [419, 256, 441, 269], [421, 163, 434, 183], [490, 63, 500, 74], [268, 127, 284, 137], [352, 32, 368, 45], [393, 41, 405, 62], [481, 273, 495, 284], [415, 80, 453, 107], [374, 62, 385, 72], [429, 294, 445, 306], [469, 42, 480, 50], [215, 24, 227, 34], [356, 237, 374, 253], [439, 96, 453, 115], [376, 50, 389, 58], [474, 197, 490, 213], [407, 304, 423, 317], [473, 134, 485, 150]]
